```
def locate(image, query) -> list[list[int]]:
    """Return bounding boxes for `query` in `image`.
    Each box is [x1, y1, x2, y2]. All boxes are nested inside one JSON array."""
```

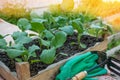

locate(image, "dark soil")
[[0, 33, 103, 77], [55, 34, 103, 62], [0, 51, 16, 72]]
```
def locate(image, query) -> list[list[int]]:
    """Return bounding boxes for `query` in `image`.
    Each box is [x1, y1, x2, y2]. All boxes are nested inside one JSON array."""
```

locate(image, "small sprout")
[[59, 52, 68, 57]]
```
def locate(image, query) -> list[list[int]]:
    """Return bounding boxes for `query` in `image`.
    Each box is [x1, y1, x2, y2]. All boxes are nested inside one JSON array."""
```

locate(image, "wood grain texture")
[[16, 62, 30, 80], [86, 39, 108, 52]]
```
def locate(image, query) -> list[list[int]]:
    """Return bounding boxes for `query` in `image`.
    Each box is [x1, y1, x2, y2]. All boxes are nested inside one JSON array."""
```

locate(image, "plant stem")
[[78, 34, 81, 47]]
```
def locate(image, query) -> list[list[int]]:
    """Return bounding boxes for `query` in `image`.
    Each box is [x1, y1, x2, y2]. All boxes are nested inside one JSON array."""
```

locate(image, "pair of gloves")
[[56, 52, 107, 80]]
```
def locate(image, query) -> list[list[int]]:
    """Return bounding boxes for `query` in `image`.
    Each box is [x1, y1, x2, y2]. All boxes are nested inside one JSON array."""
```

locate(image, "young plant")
[[59, 25, 74, 36], [88, 18, 113, 38], [54, 16, 68, 28], [17, 18, 31, 31], [17, 18, 68, 64], [0, 35, 7, 49], [107, 38, 120, 50], [71, 19, 87, 48], [6, 31, 39, 62], [0, 34, 36, 62], [40, 31, 67, 64]]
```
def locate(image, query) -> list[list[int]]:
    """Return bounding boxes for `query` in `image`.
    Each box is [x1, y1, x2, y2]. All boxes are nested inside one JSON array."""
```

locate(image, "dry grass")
[[0, 0, 29, 18], [77, 0, 120, 18]]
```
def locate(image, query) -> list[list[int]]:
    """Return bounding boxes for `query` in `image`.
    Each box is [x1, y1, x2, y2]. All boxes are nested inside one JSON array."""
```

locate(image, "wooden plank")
[[107, 45, 120, 56], [0, 61, 18, 80], [16, 62, 30, 80], [85, 39, 108, 52], [29, 61, 65, 80]]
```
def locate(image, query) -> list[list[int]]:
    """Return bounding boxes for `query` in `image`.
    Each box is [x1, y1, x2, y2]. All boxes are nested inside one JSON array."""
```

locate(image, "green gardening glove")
[[56, 52, 107, 80], [56, 52, 96, 80]]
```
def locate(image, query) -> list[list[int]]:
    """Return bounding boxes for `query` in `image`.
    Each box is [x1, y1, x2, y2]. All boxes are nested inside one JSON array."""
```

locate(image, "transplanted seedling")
[[88, 18, 113, 38], [71, 19, 87, 48]]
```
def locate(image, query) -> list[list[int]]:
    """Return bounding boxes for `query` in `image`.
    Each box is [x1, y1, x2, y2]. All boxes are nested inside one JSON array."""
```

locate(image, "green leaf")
[[32, 18, 47, 23], [12, 31, 27, 40], [107, 26, 113, 34], [30, 59, 41, 64], [15, 58, 23, 62], [30, 11, 41, 19], [80, 43, 87, 48], [31, 22, 45, 33], [51, 31, 67, 48], [54, 16, 67, 27], [0, 39, 7, 49], [6, 49, 25, 59], [40, 48, 56, 64], [12, 43, 23, 50], [72, 21, 84, 34], [88, 28, 96, 36], [17, 18, 31, 31], [28, 45, 40, 54], [55, 16, 67, 22], [0, 35, 3, 39], [90, 24, 102, 29], [98, 29, 104, 37], [59, 52, 68, 56], [28, 45, 40, 58], [16, 37, 32, 44], [43, 30, 54, 40], [59, 26, 74, 35], [72, 18, 81, 22], [23, 55, 28, 61], [40, 39, 50, 47], [43, 12, 56, 26], [12, 31, 32, 44], [43, 12, 54, 22]]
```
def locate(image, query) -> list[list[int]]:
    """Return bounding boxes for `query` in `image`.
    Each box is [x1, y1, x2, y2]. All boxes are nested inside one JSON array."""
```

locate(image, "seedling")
[[108, 38, 120, 50], [88, 18, 113, 38], [17, 17, 68, 64], [71, 19, 87, 48]]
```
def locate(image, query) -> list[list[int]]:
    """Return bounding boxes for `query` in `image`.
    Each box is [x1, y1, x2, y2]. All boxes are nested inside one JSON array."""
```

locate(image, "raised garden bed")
[[0, 12, 113, 80], [0, 33, 103, 72], [0, 38, 108, 80]]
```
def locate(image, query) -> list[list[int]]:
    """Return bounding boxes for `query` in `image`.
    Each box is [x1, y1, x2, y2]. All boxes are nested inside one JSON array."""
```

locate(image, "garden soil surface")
[[0, 33, 103, 77]]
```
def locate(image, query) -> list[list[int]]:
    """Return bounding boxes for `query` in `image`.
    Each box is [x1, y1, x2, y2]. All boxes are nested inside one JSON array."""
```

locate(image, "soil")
[[55, 34, 103, 62], [0, 33, 103, 77], [0, 51, 16, 72]]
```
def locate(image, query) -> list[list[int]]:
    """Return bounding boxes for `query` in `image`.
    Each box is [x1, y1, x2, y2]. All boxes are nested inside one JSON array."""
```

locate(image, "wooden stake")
[[16, 62, 30, 80]]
